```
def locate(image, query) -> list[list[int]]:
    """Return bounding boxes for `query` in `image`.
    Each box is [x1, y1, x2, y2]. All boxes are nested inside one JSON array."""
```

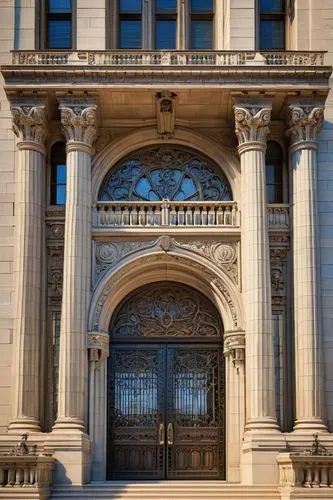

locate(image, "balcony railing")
[[10, 50, 326, 67], [267, 204, 290, 229], [94, 201, 240, 228]]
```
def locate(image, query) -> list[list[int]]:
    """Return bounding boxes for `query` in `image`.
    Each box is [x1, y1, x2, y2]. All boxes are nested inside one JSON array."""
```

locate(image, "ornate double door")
[[108, 343, 224, 480]]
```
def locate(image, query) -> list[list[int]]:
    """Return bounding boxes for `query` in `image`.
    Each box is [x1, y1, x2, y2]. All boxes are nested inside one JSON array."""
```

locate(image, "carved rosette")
[[59, 100, 98, 149], [87, 331, 109, 360], [287, 106, 324, 147], [223, 330, 245, 369], [234, 106, 271, 147], [10, 104, 47, 149]]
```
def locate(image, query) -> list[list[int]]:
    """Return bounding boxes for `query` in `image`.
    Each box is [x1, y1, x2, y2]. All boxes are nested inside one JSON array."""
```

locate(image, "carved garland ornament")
[[234, 106, 271, 145]]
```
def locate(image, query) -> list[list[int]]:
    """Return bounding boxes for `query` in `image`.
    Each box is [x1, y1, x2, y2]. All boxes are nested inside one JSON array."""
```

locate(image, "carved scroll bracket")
[[223, 330, 245, 370], [87, 331, 109, 361]]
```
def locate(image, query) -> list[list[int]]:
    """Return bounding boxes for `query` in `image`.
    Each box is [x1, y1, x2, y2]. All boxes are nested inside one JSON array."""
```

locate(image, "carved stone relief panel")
[[270, 245, 289, 307], [94, 237, 239, 287], [47, 245, 64, 306]]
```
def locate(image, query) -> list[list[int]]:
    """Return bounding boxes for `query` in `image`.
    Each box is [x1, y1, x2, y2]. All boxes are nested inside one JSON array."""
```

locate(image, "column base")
[[293, 418, 328, 433], [45, 430, 91, 485], [245, 417, 280, 433], [52, 417, 85, 433], [8, 417, 41, 433]]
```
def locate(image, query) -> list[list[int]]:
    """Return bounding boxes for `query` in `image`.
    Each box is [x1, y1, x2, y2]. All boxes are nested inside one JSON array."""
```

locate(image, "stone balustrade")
[[267, 204, 290, 229], [0, 455, 53, 498], [94, 201, 240, 228], [11, 50, 325, 67], [277, 453, 333, 489]]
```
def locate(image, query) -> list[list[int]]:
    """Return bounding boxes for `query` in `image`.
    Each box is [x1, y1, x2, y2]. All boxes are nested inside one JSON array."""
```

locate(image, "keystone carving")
[[234, 106, 271, 145], [287, 106, 324, 144]]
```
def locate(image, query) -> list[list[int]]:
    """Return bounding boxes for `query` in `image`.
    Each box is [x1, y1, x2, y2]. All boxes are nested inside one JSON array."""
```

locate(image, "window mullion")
[[142, 0, 153, 50], [177, 0, 189, 50]]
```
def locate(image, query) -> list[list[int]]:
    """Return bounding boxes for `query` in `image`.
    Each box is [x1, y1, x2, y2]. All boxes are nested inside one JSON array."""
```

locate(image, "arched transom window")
[[99, 145, 232, 202], [110, 282, 223, 339]]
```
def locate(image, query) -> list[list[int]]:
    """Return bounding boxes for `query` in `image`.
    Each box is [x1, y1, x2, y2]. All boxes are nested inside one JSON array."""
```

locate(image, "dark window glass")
[[260, 19, 284, 49], [266, 141, 283, 203], [46, 0, 72, 49], [156, 20, 176, 49], [191, 20, 213, 49], [48, 0, 71, 13], [47, 20, 71, 48], [260, 0, 285, 12], [119, 0, 141, 12], [120, 20, 141, 48], [191, 0, 213, 12], [51, 142, 67, 205], [156, 0, 177, 12]]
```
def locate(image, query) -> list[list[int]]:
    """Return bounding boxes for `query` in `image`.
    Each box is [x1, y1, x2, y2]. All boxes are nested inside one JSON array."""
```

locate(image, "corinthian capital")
[[59, 99, 98, 150], [234, 106, 271, 146], [11, 104, 47, 148], [287, 106, 324, 145]]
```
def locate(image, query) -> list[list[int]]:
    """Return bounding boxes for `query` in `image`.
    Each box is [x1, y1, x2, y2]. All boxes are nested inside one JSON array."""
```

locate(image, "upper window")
[[99, 145, 232, 202], [46, 0, 72, 49], [117, 0, 214, 49], [266, 141, 283, 204], [190, 0, 213, 50], [50, 142, 67, 205], [259, 0, 285, 50]]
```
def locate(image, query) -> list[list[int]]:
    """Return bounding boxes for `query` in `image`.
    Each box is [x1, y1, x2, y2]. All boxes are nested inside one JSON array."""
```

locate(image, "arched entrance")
[[107, 281, 225, 480]]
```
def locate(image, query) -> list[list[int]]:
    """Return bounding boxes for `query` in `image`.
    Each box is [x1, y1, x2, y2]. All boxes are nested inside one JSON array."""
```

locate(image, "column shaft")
[[55, 149, 92, 430], [234, 104, 279, 432], [288, 105, 326, 431], [9, 104, 47, 433]]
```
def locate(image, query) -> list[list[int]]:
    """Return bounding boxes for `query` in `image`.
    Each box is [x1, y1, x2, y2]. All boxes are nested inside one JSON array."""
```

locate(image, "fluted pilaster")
[[234, 104, 279, 432], [9, 102, 47, 432], [287, 104, 327, 432], [53, 99, 98, 432]]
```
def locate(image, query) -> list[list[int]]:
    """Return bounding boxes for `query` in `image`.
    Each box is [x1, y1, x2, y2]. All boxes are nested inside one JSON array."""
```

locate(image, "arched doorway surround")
[[88, 251, 245, 483]]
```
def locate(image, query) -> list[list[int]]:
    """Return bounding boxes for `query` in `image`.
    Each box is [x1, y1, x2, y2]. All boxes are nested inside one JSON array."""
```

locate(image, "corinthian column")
[[234, 103, 279, 432], [287, 104, 327, 432], [9, 102, 47, 432], [53, 100, 97, 432]]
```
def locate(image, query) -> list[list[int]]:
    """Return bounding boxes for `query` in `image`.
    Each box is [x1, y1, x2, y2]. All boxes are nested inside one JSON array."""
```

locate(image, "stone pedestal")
[[8, 103, 47, 433], [287, 104, 327, 433]]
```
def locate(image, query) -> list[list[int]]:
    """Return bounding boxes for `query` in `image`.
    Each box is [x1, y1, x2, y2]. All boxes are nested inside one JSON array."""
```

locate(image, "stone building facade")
[[0, 1, 333, 499]]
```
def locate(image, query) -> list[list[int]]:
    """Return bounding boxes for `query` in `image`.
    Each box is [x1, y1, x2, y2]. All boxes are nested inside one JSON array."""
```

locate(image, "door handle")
[[167, 423, 174, 445], [159, 423, 165, 445]]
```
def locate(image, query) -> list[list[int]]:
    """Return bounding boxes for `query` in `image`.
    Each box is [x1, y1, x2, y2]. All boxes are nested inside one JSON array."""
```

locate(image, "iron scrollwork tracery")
[[98, 145, 232, 202], [110, 282, 223, 339]]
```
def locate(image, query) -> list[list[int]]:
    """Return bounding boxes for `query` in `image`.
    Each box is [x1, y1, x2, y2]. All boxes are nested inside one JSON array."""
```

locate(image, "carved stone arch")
[[91, 127, 241, 201], [88, 250, 243, 335]]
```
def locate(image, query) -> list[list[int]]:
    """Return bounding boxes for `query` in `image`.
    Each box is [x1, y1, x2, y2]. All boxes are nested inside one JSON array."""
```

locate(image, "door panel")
[[166, 346, 224, 479], [108, 345, 165, 479], [108, 344, 224, 480]]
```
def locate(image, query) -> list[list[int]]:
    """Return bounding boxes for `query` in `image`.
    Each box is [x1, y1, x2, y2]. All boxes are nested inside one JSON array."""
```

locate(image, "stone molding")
[[87, 331, 109, 360], [234, 105, 271, 148], [10, 104, 47, 152], [223, 330, 245, 369], [287, 106, 324, 148], [58, 99, 98, 150]]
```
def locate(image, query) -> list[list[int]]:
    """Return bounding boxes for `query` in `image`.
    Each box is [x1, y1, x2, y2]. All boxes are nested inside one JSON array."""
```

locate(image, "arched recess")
[[91, 127, 241, 202], [89, 248, 243, 335], [88, 249, 244, 482]]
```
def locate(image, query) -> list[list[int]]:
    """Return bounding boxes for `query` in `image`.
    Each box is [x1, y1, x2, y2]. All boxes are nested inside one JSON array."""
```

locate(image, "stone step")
[[51, 482, 281, 500]]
